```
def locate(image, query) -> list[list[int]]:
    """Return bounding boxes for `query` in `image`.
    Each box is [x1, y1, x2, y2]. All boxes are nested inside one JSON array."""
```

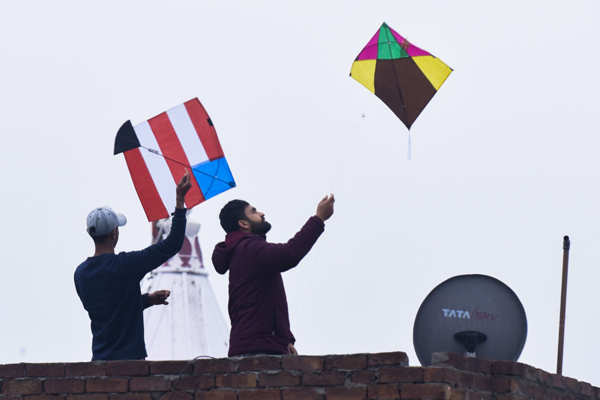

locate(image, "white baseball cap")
[[86, 207, 127, 237]]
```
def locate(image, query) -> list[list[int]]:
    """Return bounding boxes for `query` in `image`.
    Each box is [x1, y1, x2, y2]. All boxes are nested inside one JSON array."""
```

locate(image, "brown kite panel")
[[374, 59, 437, 129]]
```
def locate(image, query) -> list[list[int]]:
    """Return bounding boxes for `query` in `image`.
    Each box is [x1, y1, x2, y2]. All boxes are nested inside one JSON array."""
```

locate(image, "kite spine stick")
[[142, 146, 235, 187]]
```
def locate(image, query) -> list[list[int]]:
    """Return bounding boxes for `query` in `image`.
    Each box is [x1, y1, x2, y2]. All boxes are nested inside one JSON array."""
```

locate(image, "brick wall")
[[0, 352, 597, 399]]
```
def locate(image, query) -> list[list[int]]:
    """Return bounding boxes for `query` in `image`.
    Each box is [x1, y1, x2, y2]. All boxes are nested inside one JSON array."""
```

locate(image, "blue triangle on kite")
[[191, 157, 236, 200]]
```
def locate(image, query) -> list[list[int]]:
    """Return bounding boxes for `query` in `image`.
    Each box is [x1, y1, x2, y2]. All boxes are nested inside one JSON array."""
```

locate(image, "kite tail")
[[407, 131, 412, 161]]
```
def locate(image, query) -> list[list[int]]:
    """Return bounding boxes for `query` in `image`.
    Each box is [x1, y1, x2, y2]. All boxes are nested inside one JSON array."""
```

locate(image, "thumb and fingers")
[[288, 343, 298, 355], [151, 290, 171, 305], [155, 290, 170, 298], [178, 170, 191, 187], [319, 194, 335, 207]]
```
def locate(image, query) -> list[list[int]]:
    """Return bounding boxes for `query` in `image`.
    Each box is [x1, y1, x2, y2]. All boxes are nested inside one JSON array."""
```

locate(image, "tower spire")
[[141, 217, 229, 359]]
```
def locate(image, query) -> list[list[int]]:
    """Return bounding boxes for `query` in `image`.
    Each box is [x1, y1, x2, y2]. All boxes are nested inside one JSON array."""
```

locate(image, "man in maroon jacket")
[[212, 195, 335, 356]]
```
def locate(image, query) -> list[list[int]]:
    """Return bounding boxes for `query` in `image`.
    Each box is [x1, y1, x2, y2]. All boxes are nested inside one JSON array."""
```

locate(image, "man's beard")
[[249, 219, 271, 235]]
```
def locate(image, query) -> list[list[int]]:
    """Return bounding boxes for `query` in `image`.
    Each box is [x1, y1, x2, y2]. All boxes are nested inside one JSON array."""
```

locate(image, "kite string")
[[408, 131, 412, 161], [142, 146, 234, 186]]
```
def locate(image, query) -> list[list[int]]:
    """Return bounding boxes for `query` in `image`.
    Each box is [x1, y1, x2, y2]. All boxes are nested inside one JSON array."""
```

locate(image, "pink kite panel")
[[389, 28, 430, 57], [357, 30, 380, 60]]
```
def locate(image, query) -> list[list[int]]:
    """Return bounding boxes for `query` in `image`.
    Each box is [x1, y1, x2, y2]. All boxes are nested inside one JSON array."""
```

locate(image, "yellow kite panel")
[[350, 60, 376, 93], [412, 56, 452, 91]]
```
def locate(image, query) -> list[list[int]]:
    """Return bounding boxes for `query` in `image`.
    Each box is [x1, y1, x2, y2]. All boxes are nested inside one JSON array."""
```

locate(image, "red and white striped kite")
[[114, 98, 235, 221]]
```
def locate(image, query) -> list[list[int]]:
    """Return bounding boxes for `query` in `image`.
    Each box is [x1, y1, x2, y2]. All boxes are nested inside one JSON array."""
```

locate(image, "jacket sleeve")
[[252, 216, 325, 275], [118, 208, 187, 280], [212, 242, 230, 274], [142, 293, 152, 309]]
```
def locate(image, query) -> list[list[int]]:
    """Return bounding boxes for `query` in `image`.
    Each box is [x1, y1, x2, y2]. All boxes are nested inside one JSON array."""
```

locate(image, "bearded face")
[[248, 218, 271, 235], [242, 205, 271, 235]]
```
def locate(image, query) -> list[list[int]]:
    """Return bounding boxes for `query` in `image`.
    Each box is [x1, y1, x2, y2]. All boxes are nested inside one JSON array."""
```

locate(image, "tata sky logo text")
[[442, 308, 498, 320], [442, 309, 471, 319]]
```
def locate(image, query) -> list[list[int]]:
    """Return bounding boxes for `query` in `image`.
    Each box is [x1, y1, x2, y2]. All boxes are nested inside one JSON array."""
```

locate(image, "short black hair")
[[219, 200, 249, 233], [89, 230, 112, 244]]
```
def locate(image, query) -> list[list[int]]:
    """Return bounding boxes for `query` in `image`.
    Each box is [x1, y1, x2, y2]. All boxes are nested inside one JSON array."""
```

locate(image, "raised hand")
[[316, 194, 335, 221], [176, 170, 192, 208], [287, 343, 298, 355], [147, 290, 171, 306]]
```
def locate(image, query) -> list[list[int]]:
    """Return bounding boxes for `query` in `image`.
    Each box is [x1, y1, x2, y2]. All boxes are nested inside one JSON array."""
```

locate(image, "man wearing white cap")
[[75, 172, 191, 360]]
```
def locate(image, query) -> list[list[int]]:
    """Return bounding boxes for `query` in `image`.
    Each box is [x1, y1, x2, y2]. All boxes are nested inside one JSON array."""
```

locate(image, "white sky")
[[1, 0, 599, 385]]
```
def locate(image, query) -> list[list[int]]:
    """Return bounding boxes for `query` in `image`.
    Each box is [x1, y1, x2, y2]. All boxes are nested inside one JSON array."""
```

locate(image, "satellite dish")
[[413, 274, 527, 366]]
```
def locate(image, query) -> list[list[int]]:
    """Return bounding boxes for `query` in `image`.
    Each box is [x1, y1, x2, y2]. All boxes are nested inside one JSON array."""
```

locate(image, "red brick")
[[352, 370, 377, 385], [194, 359, 237, 375], [259, 371, 300, 387], [532, 369, 551, 387], [430, 353, 459, 368], [326, 387, 366, 400], [561, 376, 581, 393], [367, 384, 399, 399], [150, 361, 193, 375], [109, 394, 152, 400], [282, 387, 324, 400], [195, 390, 237, 400], [452, 389, 494, 400], [465, 358, 492, 375], [160, 393, 194, 400], [26, 364, 65, 377], [368, 353, 408, 368], [238, 356, 282, 372], [0, 394, 21, 400], [173, 375, 215, 391], [400, 383, 451, 399], [3, 379, 42, 395], [66, 395, 109, 400], [491, 361, 537, 380], [448, 389, 465, 400], [0, 364, 25, 378], [106, 361, 149, 377], [580, 382, 594, 396], [130, 376, 172, 391], [424, 368, 461, 385], [380, 367, 424, 384], [282, 356, 323, 372], [215, 373, 256, 388], [491, 376, 518, 393], [324, 354, 367, 370], [65, 363, 107, 377], [85, 378, 128, 393], [302, 371, 345, 386], [430, 353, 492, 374], [495, 395, 528, 400], [472, 374, 493, 392], [238, 389, 280, 400], [22, 396, 66, 400], [520, 379, 547, 398], [424, 368, 491, 391], [44, 379, 85, 394]]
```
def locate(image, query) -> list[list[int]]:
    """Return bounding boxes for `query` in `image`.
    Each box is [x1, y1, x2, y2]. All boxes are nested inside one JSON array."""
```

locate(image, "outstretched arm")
[[120, 172, 192, 279], [253, 194, 335, 274]]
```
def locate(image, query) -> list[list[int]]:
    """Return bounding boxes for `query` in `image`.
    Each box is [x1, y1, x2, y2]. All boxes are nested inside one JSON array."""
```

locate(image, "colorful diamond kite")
[[350, 23, 452, 129], [114, 98, 235, 221]]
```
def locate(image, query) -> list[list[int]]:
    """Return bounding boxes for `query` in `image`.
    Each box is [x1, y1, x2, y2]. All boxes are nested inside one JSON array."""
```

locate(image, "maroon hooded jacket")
[[212, 216, 324, 356]]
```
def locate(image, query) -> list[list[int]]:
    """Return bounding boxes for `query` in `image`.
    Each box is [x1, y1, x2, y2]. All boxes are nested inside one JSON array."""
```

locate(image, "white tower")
[[141, 218, 229, 360]]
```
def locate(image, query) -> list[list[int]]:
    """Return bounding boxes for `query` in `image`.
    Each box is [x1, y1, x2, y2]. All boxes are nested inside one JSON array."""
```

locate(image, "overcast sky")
[[1, 0, 600, 385]]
